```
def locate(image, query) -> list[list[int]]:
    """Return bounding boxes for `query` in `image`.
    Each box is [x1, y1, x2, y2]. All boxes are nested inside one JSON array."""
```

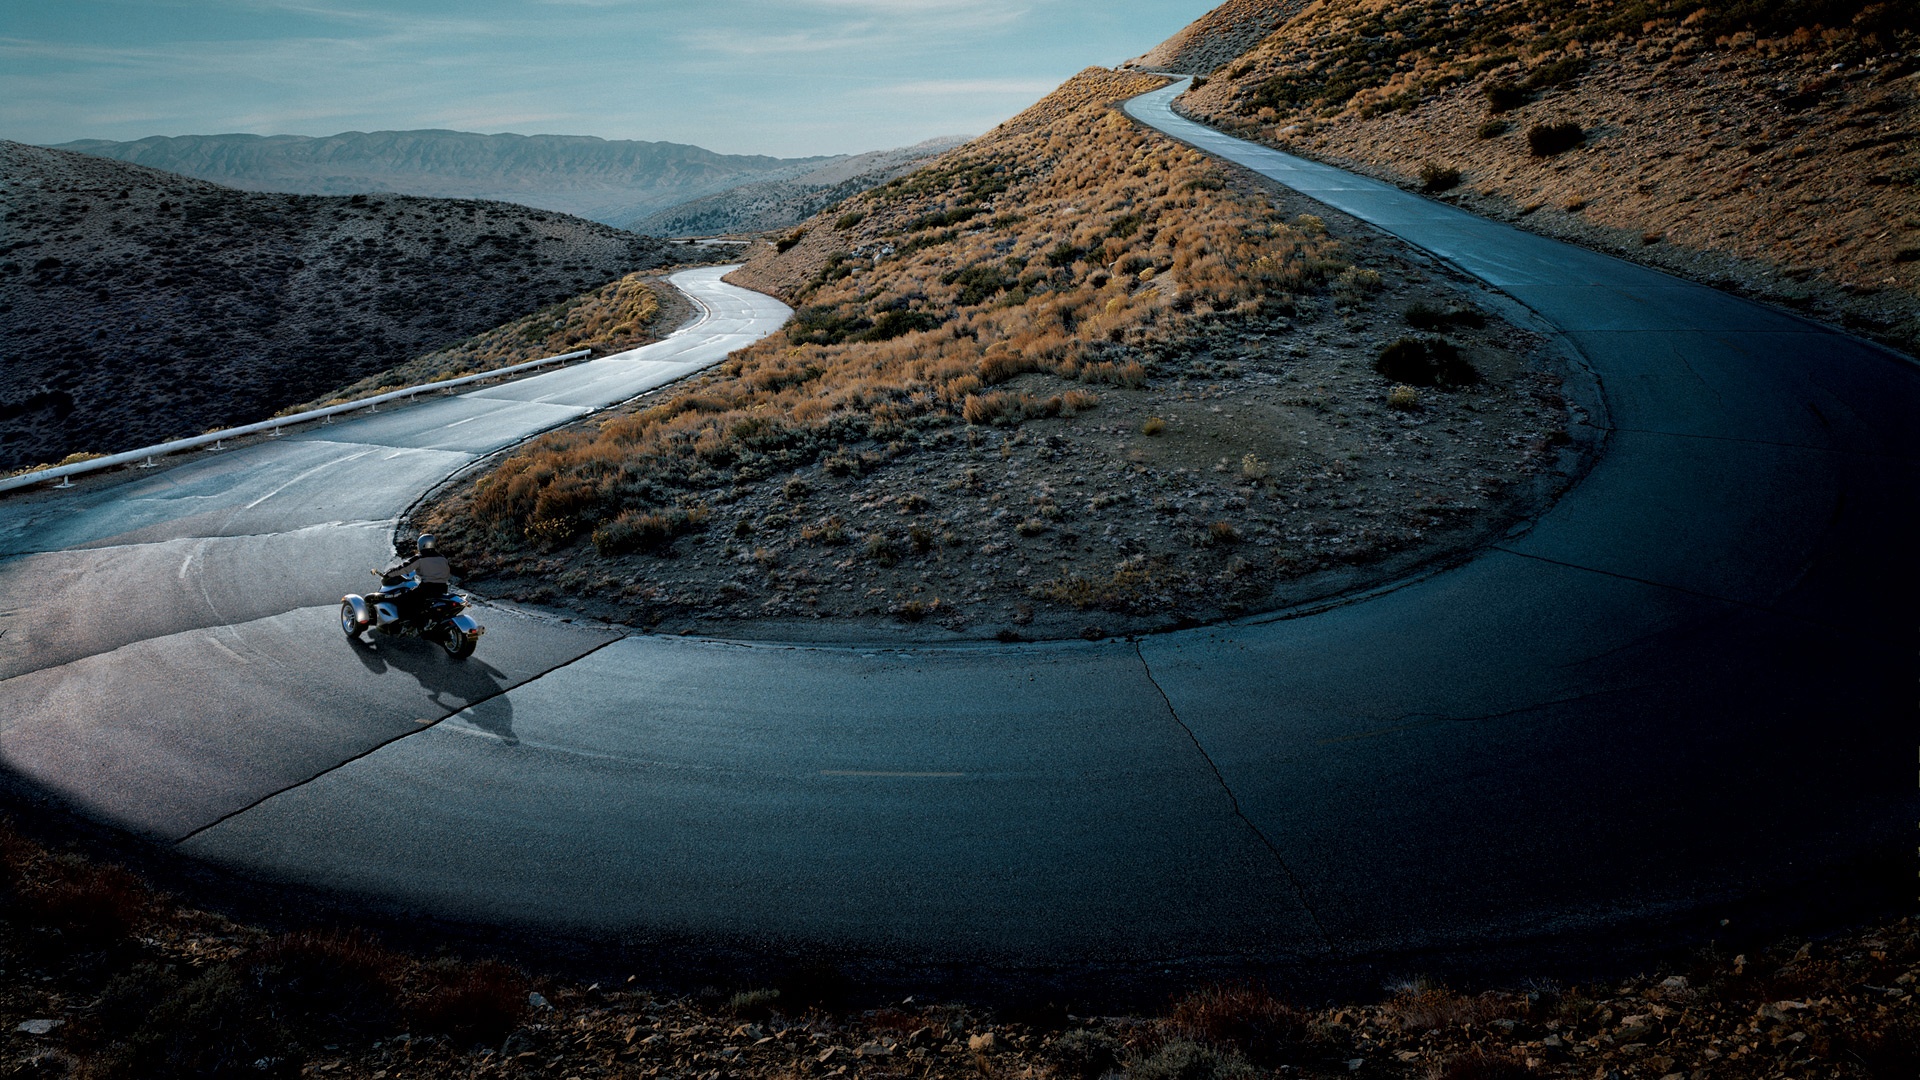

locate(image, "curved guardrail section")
[[0, 348, 593, 495]]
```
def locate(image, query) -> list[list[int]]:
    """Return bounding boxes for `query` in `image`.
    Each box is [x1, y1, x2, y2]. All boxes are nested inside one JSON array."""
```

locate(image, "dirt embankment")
[[418, 69, 1585, 641], [1175, 0, 1920, 355], [0, 142, 692, 472]]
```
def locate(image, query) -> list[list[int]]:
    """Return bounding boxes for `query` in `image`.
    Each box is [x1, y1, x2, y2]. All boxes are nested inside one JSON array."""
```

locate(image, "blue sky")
[[1, 0, 1218, 157]]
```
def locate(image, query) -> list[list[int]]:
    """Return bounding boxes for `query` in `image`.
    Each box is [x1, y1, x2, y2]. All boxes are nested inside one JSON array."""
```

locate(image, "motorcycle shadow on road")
[[346, 636, 518, 746]]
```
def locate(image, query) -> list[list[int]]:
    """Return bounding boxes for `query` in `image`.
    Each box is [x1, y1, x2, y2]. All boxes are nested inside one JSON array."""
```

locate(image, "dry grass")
[[1180, 0, 1920, 352], [1166, 983, 1320, 1066], [434, 69, 1353, 556]]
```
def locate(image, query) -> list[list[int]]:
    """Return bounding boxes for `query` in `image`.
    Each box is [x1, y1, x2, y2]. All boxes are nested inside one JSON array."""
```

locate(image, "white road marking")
[[244, 450, 375, 509], [820, 770, 966, 778], [176, 537, 210, 580]]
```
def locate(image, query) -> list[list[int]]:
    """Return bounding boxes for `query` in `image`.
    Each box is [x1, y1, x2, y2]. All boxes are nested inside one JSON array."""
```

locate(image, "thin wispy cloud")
[[1, 0, 1219, 156]]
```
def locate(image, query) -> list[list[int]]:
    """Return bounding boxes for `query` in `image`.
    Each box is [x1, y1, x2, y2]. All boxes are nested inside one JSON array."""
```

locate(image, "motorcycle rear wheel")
[[442, 628, 478, 659]]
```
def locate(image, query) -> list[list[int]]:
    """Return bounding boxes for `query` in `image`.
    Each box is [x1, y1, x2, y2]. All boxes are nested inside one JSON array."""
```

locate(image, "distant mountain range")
[[631, 136, 966, 237], [50, 130, 848, 229]]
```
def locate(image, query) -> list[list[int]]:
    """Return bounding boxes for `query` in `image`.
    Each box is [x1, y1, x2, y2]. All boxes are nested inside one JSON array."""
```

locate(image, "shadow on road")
[[347, 635, 517, 745]]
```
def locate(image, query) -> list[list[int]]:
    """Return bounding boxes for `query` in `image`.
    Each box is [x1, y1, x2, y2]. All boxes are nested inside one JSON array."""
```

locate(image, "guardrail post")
[[138, 456, 157, 469], [54, 476, 74, 489]]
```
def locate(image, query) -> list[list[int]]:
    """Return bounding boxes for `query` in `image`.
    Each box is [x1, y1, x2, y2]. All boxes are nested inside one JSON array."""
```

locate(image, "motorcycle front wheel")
[[340, 600, 364, 639]]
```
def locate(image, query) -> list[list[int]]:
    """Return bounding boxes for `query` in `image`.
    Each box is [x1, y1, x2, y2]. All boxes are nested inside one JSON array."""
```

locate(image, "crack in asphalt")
[[171, 634, 631, 846], [1132, 640, 1335, 956], [1489, 542, 1895, 649]]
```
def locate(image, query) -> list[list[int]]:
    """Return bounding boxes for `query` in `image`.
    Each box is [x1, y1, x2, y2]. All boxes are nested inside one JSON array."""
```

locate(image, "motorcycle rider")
[[376, 533, 451, 623]]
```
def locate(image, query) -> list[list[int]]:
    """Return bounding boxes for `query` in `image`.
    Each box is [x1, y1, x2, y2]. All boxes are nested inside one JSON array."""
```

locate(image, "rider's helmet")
[[417, 533, 438, 555]]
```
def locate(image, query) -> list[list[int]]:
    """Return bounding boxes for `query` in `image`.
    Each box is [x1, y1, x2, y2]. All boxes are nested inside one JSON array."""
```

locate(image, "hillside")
[[1125, 0, 1308, 75], [416, 69, 1586, 639], [0, 142, 690, 473], [52, 130, 836, 228], [629, 137, 968, 237], [1173, 0, 1920, 354]]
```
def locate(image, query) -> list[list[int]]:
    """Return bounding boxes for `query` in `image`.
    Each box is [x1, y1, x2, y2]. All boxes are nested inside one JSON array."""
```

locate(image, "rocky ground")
[[1173, 0, 1920, 357], [418, 71, 1588, 642], [0, 817, 1912, 1080], [441, 254, 1585, 643], [0, 142, 693, 473]]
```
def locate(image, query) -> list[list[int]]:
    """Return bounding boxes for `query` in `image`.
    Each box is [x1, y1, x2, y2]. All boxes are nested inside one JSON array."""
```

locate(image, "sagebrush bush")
[[1127, 1038, 1256, 1080], [407, 959, 528, 1044], [1050, 1028, 1125, 1080], [1418, 162, 1462, 192], [1526, 121, 1585, 156], [1168, 983, 1320, 1067], [1375, 338, 1480, 388]]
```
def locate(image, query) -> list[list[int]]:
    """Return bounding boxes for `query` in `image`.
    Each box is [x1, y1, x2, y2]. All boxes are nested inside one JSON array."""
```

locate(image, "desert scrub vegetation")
[[419, 68, 1586, 636], [433, 71, 1350, 555], [1179, 0, 1920, 353], [1197, 1, 1907, 124]]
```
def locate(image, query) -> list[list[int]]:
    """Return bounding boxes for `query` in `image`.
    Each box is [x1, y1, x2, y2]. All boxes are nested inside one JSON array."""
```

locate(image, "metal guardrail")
[[0, 348, 592, 495]]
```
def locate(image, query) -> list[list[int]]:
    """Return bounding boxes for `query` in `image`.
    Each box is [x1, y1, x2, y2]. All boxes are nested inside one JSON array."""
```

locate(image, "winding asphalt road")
[[1, 90, 1915, 979]]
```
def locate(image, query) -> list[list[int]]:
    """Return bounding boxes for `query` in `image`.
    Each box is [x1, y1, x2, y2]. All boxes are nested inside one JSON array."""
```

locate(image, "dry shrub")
[[438, 68, 1355, 560], [592, 505, 707, 555], [1167, 984, 1319, 1067], [247, 929, 402, 1035], [1526, 122, 1585, 157], [81, 963, 297, 1080], [1128, 1038, 1256, 1080], [1050, 1028, 1125, 1080], [1384, 987, 1519, 1032], [1375, 338, 1479, 388], [1430, 1049, 1534, 1080], [1205, 521, 1242, 545], [1, 828, 155, 945], [407, 959, 528, 1045], [1061, 389, 1101, 413], [1418, 162, 1462, 192], [728, 988, 782, 1021]]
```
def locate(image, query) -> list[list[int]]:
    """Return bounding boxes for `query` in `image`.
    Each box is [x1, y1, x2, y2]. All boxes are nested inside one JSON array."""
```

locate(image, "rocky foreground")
[[0, 816, 1913, 1079]]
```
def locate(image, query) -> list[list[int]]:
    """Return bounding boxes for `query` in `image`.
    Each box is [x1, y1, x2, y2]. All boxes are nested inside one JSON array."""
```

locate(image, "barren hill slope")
[[0, 142, 689, 472], [1171, 0, 1920, 352], [53, 130, 835, 228], [418, 69, 1584, 638], [1125, 0, 1309, 75], [628, 137, 968, 237]]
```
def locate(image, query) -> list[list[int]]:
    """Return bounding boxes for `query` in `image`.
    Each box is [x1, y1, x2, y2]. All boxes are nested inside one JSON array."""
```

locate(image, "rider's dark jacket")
[[382, 553, 451, 588]]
